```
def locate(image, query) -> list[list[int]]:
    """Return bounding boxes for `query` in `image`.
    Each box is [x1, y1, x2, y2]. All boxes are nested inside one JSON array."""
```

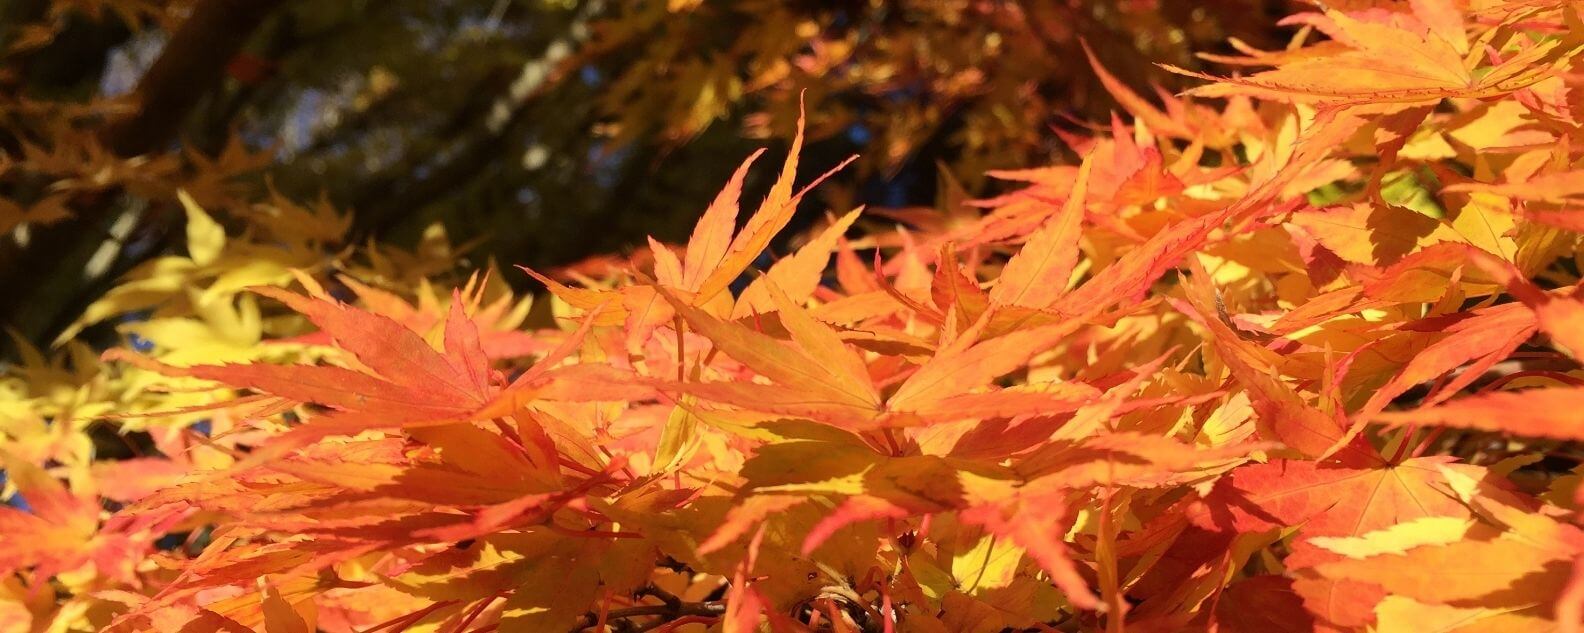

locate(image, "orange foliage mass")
[[7, 1, 1584, 631]]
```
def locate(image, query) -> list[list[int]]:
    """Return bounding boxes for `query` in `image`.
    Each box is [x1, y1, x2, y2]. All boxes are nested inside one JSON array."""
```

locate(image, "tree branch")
[[567, 588, 725, 633], [346, 0, 607, 242], [101, 0, 285, 156]]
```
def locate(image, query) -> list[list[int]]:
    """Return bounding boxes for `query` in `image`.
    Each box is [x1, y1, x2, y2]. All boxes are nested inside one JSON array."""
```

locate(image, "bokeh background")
[[1, 0, 1291, 357]]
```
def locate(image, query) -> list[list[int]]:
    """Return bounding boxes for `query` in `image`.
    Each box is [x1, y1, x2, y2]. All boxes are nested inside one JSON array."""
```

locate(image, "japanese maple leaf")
[[1168, 3, 1574, 105], [286, 274, 546, 360], [107, 285, 495, 427], [106, 280, 637, 445], [0, 455, 99, 579], [1310, 465, 1584, 628], [1375, 386, 1584, 440], [1360, 251, 1584, 440], [1190, 456, 1486, 628], [660, 277, 1094, 431], [985, 154, 1094, 311], [529, 95, 854, 337], [1213, 575, 1315, 633], [0, 453, 187, 585], [1176, 259, 1370, 460], [708, 435, 1106, 610]]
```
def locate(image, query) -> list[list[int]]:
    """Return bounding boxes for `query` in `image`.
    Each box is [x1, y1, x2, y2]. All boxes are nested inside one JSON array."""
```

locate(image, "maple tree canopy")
[[5, 0, 1584, 632]]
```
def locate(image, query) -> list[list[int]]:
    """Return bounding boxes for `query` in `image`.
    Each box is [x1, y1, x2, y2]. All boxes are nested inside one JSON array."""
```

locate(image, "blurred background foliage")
[[0, 0, 1289, 357]]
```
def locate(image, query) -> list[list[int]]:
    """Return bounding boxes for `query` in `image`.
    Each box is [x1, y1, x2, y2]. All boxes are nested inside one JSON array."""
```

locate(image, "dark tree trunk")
[[0, 0, 286, 354]]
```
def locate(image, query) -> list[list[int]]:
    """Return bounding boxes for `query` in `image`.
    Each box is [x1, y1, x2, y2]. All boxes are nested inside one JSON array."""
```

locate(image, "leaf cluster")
[[7, 1, 1584, 632]]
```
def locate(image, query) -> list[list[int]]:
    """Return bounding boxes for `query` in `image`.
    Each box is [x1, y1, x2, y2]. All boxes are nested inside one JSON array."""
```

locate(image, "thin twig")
[[567, 592, 726, 633]]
